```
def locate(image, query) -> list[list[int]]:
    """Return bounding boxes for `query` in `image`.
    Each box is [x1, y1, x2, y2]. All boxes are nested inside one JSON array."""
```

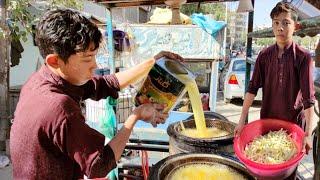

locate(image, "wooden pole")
[[0, 0, 10, 151], [315, 116, 320, 180], [244, 0, 254, 124], [315, 40, 320, 67], [314, 40, 320, 180], [171, 7, 181, 24]]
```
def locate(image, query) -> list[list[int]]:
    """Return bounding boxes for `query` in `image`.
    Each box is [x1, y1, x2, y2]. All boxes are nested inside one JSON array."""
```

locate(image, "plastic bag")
[[99, 97, 117, 143]]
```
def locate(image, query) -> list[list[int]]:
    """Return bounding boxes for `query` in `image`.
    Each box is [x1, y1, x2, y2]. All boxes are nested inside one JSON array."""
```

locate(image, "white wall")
[[10, 32, 43, 87]]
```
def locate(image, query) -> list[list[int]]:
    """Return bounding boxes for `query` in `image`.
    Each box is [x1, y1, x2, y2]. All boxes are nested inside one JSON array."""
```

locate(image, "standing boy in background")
[[235, 2, 315, 179]]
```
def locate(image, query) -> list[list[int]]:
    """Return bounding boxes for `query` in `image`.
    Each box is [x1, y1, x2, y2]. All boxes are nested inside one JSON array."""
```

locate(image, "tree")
[[0, 0, 10, 151], [255, 37, 275, 47], [1, 0, 83, 41], [293, 36, 318, 50], [180, 2, 226, 21]]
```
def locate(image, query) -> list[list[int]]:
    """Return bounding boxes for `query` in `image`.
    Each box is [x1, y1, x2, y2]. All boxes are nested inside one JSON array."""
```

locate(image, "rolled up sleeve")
[[88, 144, 117, 178], [300, 54, 315, 109], [82, 74, 120, 100]]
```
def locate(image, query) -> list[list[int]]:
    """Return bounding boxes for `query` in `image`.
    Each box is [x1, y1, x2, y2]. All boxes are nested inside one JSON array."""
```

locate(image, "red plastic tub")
[[233, 119, 305, 179]]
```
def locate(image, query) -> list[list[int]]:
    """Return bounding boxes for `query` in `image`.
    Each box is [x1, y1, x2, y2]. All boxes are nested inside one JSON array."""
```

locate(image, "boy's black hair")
[[270, 2, 299, 22], [35, 9, 102, 63]]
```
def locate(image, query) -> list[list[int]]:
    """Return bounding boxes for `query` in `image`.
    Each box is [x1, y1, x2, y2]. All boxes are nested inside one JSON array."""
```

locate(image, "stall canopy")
[[249, 16, 320, 38], [88, 0, 240, 28], [92, 0, 239, 8], [249, 0, 320, 38], [306, 0, 320, 9]]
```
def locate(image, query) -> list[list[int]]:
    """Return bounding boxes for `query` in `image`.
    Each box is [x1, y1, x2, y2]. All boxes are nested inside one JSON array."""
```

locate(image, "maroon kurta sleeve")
[[247, 52, 264, 95], [88, 145, 117, 178], [299, 53, 315, 109], [82, 74, 120, 100], [52, 112, 117, 177]]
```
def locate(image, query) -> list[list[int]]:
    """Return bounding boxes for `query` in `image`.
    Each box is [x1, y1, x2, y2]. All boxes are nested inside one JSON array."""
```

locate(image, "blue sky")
[[227, 0, 282, 28], [253, 0, 282, 28]]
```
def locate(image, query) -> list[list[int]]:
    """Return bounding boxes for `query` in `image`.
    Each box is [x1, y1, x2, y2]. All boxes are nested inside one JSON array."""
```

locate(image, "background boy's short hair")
[[270, 2, 299, 21]]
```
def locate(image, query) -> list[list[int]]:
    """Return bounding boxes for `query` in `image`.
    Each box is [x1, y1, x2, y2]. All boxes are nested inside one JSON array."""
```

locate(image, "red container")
[[233, 119, 305, 180]]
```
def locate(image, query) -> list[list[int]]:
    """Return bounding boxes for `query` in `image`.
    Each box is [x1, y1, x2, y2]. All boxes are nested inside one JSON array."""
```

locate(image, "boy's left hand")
[[154, 51, 184, 62], [302, 136, 312, 155], [133, 103, 168, 127]]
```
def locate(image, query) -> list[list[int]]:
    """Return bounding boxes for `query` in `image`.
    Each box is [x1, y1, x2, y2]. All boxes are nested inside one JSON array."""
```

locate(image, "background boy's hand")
[[154, 51, 184, 62], [133, 103, 168, 127], [234, 122, 245, 137], [302, 136, 312, 155]]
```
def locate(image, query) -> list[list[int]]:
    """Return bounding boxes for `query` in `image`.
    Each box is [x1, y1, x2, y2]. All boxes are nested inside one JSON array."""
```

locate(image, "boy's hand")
[[302, 136, 312, 155], [234, 121, 245, 137], [154, 51, 184, 62], [133, 103, 168, 127]]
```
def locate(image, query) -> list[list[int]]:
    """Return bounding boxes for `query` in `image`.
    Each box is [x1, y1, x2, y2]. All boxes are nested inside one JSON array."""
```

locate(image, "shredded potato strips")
[[244, 129, 297, 164]]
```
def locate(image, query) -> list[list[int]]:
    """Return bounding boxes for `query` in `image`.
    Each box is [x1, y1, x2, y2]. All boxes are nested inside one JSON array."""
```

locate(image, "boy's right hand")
[[234, 122, 245, 137], [133, 103, 168, 127], [154, 51, 185, 62]]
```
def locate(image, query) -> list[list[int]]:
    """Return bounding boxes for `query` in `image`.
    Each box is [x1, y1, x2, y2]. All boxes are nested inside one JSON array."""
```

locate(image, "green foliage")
[[293, 36, 318, 50], [1, 0, 83, 42], [0, 27, 4, 39], [8, 0, 35, 41], [255, 38, 275, 47], [50, 0, 83, 10], [254, 36, 318, 50], [180, 3, 226, 21]]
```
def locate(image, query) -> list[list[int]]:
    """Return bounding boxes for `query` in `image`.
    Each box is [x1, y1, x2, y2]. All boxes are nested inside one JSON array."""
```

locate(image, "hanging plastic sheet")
[[191, 13, 226, 38]]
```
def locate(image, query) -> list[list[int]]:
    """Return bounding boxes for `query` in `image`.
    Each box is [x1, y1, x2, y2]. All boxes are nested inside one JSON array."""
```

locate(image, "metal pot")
[[149, 153, 255, 180], [167, 117, 236, 154]]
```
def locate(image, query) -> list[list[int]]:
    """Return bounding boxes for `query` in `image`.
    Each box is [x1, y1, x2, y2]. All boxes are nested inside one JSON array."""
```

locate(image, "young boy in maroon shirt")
[[235, 2, 315, 179], [10, 9, 183, 179]]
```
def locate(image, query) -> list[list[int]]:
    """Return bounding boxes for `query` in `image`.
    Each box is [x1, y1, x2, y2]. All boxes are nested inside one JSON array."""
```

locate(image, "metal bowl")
[[167, 118, 236, 154], [149, 153, 255, 180]]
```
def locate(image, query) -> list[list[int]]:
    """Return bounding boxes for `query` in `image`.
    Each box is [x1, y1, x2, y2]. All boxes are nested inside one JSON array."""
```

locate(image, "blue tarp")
[[191, 13, 226, 37]]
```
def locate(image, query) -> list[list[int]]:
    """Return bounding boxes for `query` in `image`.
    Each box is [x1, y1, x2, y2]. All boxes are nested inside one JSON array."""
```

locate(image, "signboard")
[[117, 24, 224, 60]]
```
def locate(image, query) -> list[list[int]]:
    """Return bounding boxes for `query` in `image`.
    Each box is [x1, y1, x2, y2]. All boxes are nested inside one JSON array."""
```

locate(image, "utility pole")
[[244, 0, 255, 124], [0, 0, 10, 151], [224, 2, 228, 59], [314, 40, 320, 180]]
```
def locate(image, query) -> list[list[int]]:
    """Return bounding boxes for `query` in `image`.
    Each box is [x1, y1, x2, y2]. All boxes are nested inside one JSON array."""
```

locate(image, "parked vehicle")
[[219, 58, 262, 103]]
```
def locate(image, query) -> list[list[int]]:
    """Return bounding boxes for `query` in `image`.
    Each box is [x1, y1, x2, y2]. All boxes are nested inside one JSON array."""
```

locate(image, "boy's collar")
[[39, 65, 85, 101], [274, 42, 297, 60], [275, 41, 293, 51]]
